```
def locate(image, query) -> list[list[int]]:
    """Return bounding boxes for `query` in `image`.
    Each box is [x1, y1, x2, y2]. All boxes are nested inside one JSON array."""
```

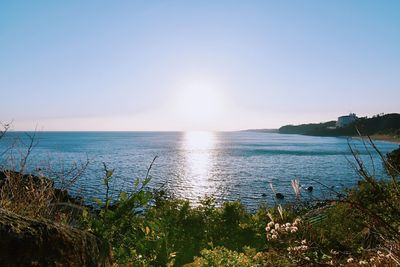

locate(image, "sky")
[[1, 0, 399, 131]]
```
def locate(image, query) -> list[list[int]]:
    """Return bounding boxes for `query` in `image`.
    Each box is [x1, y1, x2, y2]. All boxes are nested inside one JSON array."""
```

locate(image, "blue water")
[[0, 131, 398, 209]]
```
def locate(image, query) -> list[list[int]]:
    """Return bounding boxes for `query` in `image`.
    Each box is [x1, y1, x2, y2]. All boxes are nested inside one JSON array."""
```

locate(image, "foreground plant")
[[83, 158, 157, 265]]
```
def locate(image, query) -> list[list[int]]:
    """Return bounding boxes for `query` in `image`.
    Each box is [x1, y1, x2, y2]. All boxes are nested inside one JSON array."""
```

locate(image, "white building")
[[336, 113, 357, 127]]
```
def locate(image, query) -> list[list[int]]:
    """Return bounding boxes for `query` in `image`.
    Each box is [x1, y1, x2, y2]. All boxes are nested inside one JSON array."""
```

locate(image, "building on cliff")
[[336, 113, 357, 128]]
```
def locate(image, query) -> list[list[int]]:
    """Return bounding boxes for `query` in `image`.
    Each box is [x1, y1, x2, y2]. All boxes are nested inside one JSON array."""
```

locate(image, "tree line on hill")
[[279, 113, 400, 136]]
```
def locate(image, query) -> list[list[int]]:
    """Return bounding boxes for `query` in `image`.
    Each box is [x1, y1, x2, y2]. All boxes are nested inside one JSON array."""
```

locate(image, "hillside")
[[279, 113, 400, 137]]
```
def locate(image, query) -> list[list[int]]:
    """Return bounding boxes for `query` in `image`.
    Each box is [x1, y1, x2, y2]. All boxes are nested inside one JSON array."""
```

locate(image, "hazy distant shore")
[[369, 134, 400, 144]]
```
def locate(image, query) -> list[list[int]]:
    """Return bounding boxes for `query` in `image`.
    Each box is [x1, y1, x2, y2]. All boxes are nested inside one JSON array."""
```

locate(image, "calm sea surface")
[[0, 131, 398, 209]]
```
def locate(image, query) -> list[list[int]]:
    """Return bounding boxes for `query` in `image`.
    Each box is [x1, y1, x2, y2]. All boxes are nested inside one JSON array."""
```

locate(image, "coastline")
[[369, 134, 400, 144]]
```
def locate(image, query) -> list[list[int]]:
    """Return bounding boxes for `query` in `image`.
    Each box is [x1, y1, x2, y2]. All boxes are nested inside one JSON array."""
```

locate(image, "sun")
[[172, 82, 226, 130]]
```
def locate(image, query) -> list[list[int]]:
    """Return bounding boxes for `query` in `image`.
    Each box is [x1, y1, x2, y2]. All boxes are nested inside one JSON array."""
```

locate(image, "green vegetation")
[[279, 113, 400, 138], [79, 138, 400, 266], [278, 121, 336, 135]]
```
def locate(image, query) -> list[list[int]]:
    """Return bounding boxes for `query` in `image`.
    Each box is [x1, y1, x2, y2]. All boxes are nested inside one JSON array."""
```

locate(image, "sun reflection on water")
[[181, 131, 216, 200]]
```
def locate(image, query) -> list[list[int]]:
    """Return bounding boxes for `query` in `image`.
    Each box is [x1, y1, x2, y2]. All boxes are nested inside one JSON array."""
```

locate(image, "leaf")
[[119, 191, 128, 202], [321, 253, 332, 260], [82, 209, 88, 220], [94, 198, 103, 206], [106, 170, 113, 178], [142, 176, 151, 187]]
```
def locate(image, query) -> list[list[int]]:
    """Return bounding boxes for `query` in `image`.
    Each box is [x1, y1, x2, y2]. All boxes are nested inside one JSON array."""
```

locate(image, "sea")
[[0, 131, 398, 210]]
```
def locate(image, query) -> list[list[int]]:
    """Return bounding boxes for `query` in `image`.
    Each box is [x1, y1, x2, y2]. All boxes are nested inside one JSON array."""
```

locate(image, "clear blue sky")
[[1, 0, 399, 131]]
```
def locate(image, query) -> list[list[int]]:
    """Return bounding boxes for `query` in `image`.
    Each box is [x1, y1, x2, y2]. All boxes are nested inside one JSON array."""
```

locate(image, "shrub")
[[187, 247, 264, 267], [83, 164, 157, 265]]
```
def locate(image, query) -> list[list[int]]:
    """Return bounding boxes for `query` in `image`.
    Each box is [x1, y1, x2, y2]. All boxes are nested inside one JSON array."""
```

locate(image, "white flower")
[[301, 239, 307, 245], [330, 249, 339, 255], [301, 245, 308, 251], [347, 257, 354, 263], [265, 226, 271, 232], [271, 234, 278, 239], [359, 260, 368, 265], [274, 223, 280, 229], [267, 221, 275, 228]]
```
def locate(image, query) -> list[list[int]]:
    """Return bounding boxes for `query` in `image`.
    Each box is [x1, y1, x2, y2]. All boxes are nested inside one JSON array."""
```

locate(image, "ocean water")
[[0, 131, 398, 210]]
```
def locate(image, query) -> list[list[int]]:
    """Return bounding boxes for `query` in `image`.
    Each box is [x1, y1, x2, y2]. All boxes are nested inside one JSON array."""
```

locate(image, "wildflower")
[[330, 249, 339, 255], [271, 234, 278, 239], [274, 223, 280, 229], [277, 204, 284, 220], [347, 257, 354, 263], [304, 256, 310, 261], [293, 218, 301, 227], [265, 226, 271, 232], [291, 179, 301, 198], [301, 239, 307, 245], [267, 221, 274, 228], [290, 226, 298, 233], [359, 260, 368, 265], [285, 222, 291, 227]]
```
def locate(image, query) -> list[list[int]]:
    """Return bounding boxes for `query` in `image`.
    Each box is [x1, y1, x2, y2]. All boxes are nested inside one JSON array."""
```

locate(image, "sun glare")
[[181, 131, 217, 198], [172, 82, 226, 130]]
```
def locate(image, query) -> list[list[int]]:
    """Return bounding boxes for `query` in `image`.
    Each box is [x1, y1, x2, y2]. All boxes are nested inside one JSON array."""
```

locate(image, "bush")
[[187, 247, 264, 267]]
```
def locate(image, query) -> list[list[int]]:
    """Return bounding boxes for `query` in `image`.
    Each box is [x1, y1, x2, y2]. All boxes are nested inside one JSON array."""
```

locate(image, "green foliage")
[[187, 247, 264, 267], [386, 147, 400, 177], [307, 202, 365, 251], [279, 113, 400, 136], [278, 121, 336, 135], [144, 196, 266, 266], [82, 145, 400, 266], [83, 168, 156, 265]]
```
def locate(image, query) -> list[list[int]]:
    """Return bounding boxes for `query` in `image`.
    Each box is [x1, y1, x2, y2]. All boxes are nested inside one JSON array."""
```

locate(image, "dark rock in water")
[[261, 193, 267, 197], [306, 186, 313, 192], [275, 193, 284, 199], [0, 208, 112, 266]]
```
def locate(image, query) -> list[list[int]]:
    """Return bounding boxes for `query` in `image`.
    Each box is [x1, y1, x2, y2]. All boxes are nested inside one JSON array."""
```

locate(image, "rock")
[[0, 208, 112, 267], [275, 193, 284, 200], [0, 170, 86, 207]]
